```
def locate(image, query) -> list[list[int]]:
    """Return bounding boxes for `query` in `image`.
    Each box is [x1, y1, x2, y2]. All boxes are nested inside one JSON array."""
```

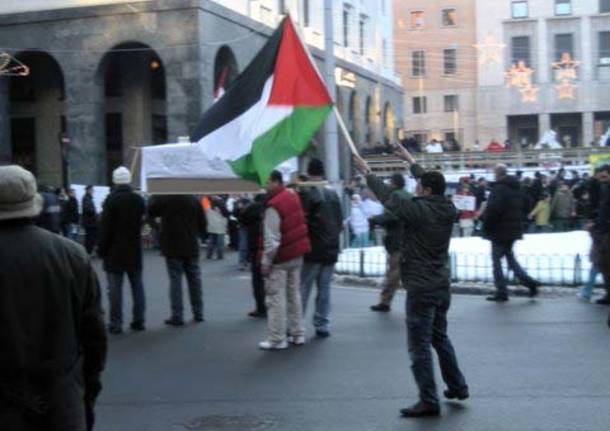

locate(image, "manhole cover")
[[183, 415, 276, 431]]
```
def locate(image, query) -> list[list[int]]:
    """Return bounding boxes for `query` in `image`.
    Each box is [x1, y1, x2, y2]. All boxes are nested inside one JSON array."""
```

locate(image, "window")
[[411, 11, 424, 29], [442, 8, 457, 27], [303, 0, 310, 27], [444, 95, 459, 112], [443, 49, 457, 75], [554, 34, 574, 62], [555, 0, 571, 16], [413, 97, 427, 114], [412, 50, 426, 77], [600, 32, 610, 64], [359, 15, 368, 55], [342, 5, 351, 47], [601, 0, 610, 13], [512, 36, 531, 66], [511, 1, 528, 19]]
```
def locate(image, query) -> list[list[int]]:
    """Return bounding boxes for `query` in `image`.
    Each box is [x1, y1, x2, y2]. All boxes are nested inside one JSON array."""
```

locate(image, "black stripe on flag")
[[191, 20, 285, 142]]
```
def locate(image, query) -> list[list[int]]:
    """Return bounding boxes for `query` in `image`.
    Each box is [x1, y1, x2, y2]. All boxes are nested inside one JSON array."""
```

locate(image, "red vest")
[[267, 187, 311, 264]]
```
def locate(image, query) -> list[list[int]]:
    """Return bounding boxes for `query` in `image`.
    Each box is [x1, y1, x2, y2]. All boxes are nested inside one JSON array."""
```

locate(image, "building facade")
[[475, 0, 610, 149], [0, 0, 403, 185], [394, 0, 478, 150]]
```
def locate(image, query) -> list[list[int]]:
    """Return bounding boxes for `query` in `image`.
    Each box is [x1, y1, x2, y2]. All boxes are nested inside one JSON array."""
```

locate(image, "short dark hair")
[[420, 171, 446, 196], [390, 173, 405, 189], [307, 158, 325, 177], [269, 170, 283, 184], [85, 185, 93, 191]]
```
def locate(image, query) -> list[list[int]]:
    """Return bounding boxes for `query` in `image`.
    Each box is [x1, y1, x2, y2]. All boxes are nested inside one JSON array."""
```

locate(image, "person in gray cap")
[[98, 166, 146, 334], [0, 165, 107, 431]]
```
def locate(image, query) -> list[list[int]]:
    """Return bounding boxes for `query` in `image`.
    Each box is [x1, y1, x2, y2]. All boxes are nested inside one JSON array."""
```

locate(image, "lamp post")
[[58, 132, 71, 190]]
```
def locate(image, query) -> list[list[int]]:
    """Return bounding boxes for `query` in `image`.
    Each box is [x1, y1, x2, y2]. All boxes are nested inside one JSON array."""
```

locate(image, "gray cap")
[[0, 165, 43, 221]]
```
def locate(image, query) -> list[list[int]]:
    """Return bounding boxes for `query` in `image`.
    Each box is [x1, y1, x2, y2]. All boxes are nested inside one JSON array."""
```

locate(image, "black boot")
[[444, 387, 469, 401], [400, 401, 440, 418], [370, 303, 390, 312], [486, 294, 509, 302]]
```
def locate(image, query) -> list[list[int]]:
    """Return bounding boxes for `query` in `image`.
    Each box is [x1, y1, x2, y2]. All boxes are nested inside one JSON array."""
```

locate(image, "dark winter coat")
[[148, 195, 207, 259], [367, 164, 456, 298], [37, 192, 62, 234], [483, 176, 527, 242], [299, 185, 344, 264], [371, 189, 409, 254], [62, 196, 80, 225], [81, 194, 97, 229], [238, 199, 265, 258], [97, 186, 146, 272], [0, 220, 107, 431]]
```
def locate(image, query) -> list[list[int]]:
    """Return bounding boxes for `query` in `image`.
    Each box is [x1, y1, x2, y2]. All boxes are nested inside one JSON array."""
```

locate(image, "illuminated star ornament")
[[519, 85, 539, 103], [474, 34, 506, 65], [555, 79, 576, 100], [552, 52, 579, 100], [506, 61, 534, 88], [0, 52, 29, 76]]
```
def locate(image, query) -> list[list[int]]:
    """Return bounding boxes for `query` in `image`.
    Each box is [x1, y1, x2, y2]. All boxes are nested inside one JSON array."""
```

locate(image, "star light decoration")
[[474, 34, 506, 65], [519, 84, 539, 103], [505, 61, 534, 88], [0, 52, 29, 76], [552, 52, 580, 100]]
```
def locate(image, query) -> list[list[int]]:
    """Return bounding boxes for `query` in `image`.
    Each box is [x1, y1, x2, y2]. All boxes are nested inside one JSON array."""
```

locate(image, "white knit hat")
[[0, 165, 43, 221], [112, 166, 132, 185]]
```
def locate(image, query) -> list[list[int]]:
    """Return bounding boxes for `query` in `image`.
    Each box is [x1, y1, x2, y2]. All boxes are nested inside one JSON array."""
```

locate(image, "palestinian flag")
[[191, 16, 332, 184]]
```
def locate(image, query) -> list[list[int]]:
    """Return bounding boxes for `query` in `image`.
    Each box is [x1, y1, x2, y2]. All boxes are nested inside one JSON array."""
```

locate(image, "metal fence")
[[336, 247, 592, 287]]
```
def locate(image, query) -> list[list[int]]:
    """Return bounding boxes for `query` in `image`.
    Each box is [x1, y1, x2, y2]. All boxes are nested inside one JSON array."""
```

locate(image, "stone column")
[[64, 64, 106, 185], [537, 19, 549, 84], [583, 111, 594, 147], [35, 72, 63, 186], [539, 113, 551, 139], [0, 78, 10, 164], [581, 16, 592, 82]]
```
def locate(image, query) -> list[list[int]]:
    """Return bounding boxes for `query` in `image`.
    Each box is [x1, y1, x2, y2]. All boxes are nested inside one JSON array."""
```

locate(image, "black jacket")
[[0, 220, 107, 431], [37, 192, 62, 234], [62, 196, 80, 225], [483, 176, 527, 242], [371, 189, 409, 254], [299, 185, 343, 264], [367, 164, 456, 298], [238, 199, 265, 258], [98, 186, 146, 272], [148, 195, 207, 259], [81, 194, 97, 229]]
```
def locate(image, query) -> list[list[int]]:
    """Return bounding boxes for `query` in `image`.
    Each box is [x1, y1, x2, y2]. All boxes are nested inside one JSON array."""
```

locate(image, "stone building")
[[0, 0, 403, 185]]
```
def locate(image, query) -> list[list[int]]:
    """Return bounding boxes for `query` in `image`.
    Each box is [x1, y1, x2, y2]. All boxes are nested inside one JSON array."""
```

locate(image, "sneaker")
[[595, 295, 610, 305], [258, 339, 288, 350], [130, 321, 145, 332], [315, 329, 331, 338], [400, 401, 441, 418], [164, 318, 185, 327], [486, 294, 509, 302], [248, 310, 267, 318], [287, 335, 306, 346], [444, 387, 469, 401], [370, 303, 391, 312]]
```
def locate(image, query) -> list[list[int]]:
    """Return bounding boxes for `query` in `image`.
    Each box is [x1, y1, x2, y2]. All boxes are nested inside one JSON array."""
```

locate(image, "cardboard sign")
[[452, 195, 476, 212]]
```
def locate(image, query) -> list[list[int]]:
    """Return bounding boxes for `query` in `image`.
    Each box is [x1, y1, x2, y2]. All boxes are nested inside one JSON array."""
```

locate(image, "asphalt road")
[[94, 251, 610, 431]]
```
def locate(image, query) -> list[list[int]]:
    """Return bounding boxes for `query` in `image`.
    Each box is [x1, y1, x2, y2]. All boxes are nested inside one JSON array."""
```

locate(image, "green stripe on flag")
[[229, 105, 332, 184]]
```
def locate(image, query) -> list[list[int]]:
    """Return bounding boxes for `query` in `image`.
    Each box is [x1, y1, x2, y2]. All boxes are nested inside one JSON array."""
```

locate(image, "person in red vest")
[[485, 139, 505, 152], [259, 170, 311, 350]]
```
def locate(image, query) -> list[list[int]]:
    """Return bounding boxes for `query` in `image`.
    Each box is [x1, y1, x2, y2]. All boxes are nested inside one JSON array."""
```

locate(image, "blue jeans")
[[407, 294, 467, 406], [351, 233, 369, 248], [238, 227, 249, 265], [106, 269, 145, 330], [301, 262, 334, 332], [207, 233, 225, 259], [166, 257, 203, 321], [581, 265, 600, 298]]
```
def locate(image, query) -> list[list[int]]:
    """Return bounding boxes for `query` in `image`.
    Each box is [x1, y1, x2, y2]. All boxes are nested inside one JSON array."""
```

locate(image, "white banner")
[[452, 195, 476, 212]]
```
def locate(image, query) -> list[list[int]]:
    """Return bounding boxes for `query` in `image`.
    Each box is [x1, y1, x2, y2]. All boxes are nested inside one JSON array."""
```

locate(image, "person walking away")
[[550, 182, 575, 232], [206, 198, 228, 260], [62, 188, 80, 241], [355, 146, 468, 418], [589, 165, 610, 305], [298, 159, 343, 338], [528, 194, 552, 233], [348, 194, 370, 247], [37, 185, 62, 234], [238, 194, 268, 317], [259, 170, 310, 350], [82, 185, 98, 257], [370, 173, 407, 312], [97, 167, 146, 334], [483, 164, 541, 302], [149, 194, 207, 326], [0, 165, 107, 431]]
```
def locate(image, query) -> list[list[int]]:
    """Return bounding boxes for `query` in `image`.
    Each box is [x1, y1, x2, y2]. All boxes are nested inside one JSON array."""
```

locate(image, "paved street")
[[94, 251, 610, 431]]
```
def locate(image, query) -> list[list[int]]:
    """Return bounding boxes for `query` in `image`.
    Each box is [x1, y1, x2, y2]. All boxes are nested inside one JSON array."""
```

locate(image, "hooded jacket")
[[367, 164, 456, 298], [483, 175, 527, 242]]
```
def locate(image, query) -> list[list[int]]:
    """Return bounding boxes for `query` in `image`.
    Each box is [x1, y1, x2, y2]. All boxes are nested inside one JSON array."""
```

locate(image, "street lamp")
[[58, 132, 71, 190]]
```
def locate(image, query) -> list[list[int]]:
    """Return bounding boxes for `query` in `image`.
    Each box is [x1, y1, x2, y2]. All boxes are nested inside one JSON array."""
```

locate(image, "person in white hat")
[[98, 166, 147, 334], [0, 165, 107, 430]]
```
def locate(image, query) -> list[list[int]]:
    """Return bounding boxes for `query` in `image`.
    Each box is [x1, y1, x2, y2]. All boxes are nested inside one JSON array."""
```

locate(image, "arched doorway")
[[9, 51, 65, 185], [213, 45, 239, 100], [383, 102, 395, 143], [98, 42, 167, 182]]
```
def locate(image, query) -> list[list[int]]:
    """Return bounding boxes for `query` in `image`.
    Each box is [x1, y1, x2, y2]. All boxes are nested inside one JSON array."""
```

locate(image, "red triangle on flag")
[[268, 16, 332, 107]]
